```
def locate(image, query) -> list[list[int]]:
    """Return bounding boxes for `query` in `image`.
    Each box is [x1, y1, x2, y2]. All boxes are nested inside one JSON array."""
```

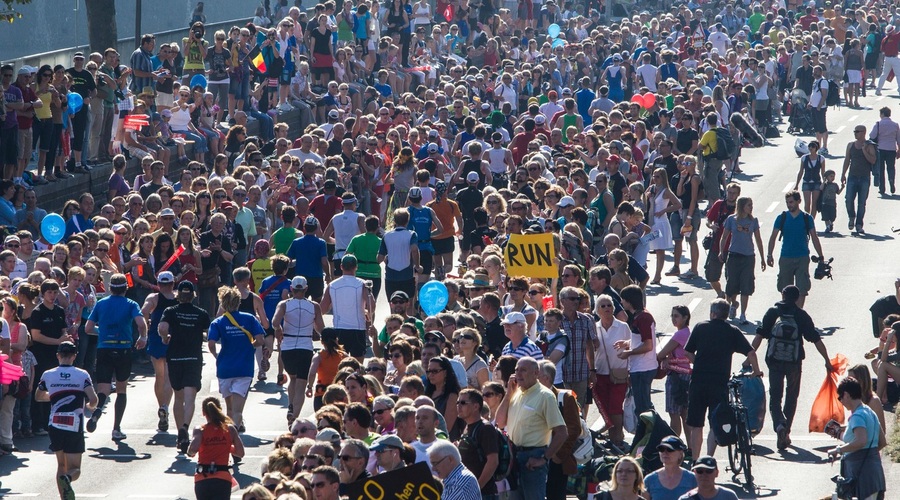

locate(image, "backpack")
[[826, 79, 841, 107], [538, 332, 571, 359], [776, 61, 787, 80], [470, 421, 514, 482], [558, 390, 595, 465], [714, 126, 737, 161], [767, 310, 802, 363], [709, 402, 738, 446], [776, 210, 813, 241]]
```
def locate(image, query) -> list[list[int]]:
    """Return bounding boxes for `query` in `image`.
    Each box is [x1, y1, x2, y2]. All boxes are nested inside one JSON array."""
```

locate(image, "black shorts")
[[335, 328, 367, 357], [865, 53, 878, 70], [49, 426, 86, 454], [812, 108, 827, 134], [281, 348, 314, 377], [419, 249, 434, 275], [167, 359, 203, 390], [724, 253, 756, 296], [305, 277, 325, 302], [686, 382, 728, 428], [432, 237, 455, 255], [385, 279, 416, 304], [0, 127, 18, 165], [95, 348, 133, 384], [705, 250, 725, 282]]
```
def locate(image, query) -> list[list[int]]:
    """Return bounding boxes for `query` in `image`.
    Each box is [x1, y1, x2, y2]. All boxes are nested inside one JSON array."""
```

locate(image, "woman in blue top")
[[642, 436, 697, 500], [718, 196, 766, 325], [827, 376, 886, 500], [0, 180, 17, 228], [602, 55, 625, 103]]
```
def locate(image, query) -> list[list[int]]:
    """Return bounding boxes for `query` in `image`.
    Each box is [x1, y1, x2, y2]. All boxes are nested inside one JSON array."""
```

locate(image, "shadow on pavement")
[[645, 285, 692, 297], [164, 456, 197, 476], [87, 442, 152, 462], [0, 453, 30, 478], [721, 482, 781, 498]]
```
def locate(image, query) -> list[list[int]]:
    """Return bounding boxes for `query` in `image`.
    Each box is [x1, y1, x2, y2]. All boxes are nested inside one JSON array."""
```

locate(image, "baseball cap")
[[427, 143, 439, 153], [157, 271, 175, 284], [370, 434, 404, 452], [324, 179, 337, 189], [428, 129, 440, 138], [57, 341, 78, 355], [328, 109, 340, 119], [254, 239, 270, 256], [534, 115, 546, 125], [317, 427, 342, 444], [177, 280, 196, 293], [558, 196, 575, 208], [562, 88, 572, 95], [390, 291, 409, 302], [219, 200, 235, 210], [409, 186, 423, 199], [73, 52, 85, 59], [501, 311, 527, 325], [657, 435, 687, 452], [4, 235, 20, 245], [304, 215, 319, 228], [607, 154, 621, 163], [17, 67, 30, 76], [692, 456, 718, 471], [291, 276, 308, 289], [340, 254, 358, 268], [159, 208, 176, 217], [466, 171, 480, 183]]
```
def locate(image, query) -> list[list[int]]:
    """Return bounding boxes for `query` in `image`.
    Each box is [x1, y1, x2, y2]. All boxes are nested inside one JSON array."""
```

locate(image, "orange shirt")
[[194, 424, 233, 483], [315, 350, 347, 396], [427, 198, 460, 240]]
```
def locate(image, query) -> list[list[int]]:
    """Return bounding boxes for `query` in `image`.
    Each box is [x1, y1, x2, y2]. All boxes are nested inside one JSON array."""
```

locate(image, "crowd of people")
[[1, 0, 899, 499]]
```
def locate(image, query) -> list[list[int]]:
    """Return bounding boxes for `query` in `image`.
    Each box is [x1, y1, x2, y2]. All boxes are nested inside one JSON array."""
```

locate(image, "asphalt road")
[[3, 91, 900, 499]]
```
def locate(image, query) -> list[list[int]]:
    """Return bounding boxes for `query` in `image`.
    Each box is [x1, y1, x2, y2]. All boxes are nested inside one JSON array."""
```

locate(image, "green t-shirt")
[[346, 232, 382, 279], [271, 226, 299, 255], [748, 13, 765, 33], [378, 318, 425, 345]]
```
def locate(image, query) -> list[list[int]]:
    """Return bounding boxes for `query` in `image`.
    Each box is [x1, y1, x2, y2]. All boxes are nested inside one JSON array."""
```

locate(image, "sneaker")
[[57, 474, 75, 500], [876, 90, 882, 96], [177, 427, 190, 455], [776, 425, 789, 450], [820, 147, 828, 156], [848, 221, 855, 231], [32, 428, 48, 436], [86, 414, 98, 433], [825, 222, 833, 233], [111, 429, 127, 441], [238, 423, 245, 433], [739, 315, 750, 325], [56, 171, 74, 179], [157, 407, 169, 432], [31, 175, 49, 185], [856, 226, 865, 235], [728, 303, 738, 320]]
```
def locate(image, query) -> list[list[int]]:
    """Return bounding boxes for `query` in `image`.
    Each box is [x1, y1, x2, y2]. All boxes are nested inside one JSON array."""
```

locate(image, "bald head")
[[603, 233, 621, 252]]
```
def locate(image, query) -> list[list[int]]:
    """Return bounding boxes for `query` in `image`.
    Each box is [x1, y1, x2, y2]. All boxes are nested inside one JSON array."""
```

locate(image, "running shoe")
[[286, 405, 294, 427], [238, 423, 245, 433], [111, 429, 127, 441], [157, 407, 169, 432], [57, 474, 75, 500], [728, 303, 738, 320], [277, 373, 288, 385], [32, 428, 48, 436], [776, 425, 789, 450], [177, 427, 190, 455], [86, 413, 99, 433]]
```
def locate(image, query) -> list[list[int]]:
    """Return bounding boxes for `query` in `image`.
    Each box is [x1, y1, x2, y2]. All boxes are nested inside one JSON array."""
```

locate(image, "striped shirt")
[[561, 311, 598, 383], [441, 463, 482, 500], [502, 337, 544, 360]]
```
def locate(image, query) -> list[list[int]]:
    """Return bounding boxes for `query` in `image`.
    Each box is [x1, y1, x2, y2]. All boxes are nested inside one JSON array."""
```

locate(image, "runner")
[[158, 280, 212, 454], [141, 270, 179, 433], [258, 255, 293, 386], [35, 341, 98, 500], [271, 276, 325, 425], [84, 274, 147, 441], [218, 267, 270, 381]]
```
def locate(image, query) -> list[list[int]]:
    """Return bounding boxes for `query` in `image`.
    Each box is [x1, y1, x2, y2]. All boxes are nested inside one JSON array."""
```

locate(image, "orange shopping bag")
[[809, 354, 848, 433]]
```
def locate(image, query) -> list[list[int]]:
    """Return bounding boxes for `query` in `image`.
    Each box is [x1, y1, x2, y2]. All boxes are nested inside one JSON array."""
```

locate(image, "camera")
[[830, 474, 855, 499], [193, 29, 202, 39], [811, 255, 833, 280]]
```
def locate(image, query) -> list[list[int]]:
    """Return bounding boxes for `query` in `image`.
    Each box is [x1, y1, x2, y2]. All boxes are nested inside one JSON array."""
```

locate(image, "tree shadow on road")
[[0, 453, 31, 482]]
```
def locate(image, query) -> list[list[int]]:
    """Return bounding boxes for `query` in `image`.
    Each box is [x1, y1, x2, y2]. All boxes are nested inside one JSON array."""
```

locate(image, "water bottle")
[[640, 229, 661, 245]]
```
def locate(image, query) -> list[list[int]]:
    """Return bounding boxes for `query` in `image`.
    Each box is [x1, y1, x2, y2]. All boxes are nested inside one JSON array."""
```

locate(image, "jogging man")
[[207, 286, 265, 433], [84, 274, 147, 441], [765, 190, 824, 308], [406, 187, 443, 287], [36, 341, 98, 500], [258, 254, 293, 386], [319, 254, 370, 362], [272, 276, 324, 425], [158, 280, 211, 454], [141, 270, 179, 433], [750, 285, 832, 450]]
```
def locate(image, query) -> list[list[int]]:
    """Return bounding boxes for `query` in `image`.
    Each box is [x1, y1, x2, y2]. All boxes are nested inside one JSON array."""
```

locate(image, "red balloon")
[[642, 92, 658, 109], [630, 94, 643, 105]]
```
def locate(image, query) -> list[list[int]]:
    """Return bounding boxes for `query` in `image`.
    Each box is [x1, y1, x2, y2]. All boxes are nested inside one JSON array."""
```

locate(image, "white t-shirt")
[[708, 31, 730, 54], [635, 64, 659, 92], [809, 78, 829, 108]]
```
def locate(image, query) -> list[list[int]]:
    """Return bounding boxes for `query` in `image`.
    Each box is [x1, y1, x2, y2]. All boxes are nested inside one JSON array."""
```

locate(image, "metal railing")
[[1, 17, 250, 69]]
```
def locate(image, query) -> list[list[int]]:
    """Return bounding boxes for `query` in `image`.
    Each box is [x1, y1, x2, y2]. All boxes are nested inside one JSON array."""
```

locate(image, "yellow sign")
[[504, 233, 557, 278]]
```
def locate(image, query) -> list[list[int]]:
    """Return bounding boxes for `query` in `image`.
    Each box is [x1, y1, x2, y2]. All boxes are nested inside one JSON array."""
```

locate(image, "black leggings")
[[71, 106, 89, 152], [194, 478, 232, 500]]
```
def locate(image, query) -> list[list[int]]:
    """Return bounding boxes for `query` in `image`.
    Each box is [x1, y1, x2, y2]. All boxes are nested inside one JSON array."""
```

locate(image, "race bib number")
[[51, 412, 79, 432]]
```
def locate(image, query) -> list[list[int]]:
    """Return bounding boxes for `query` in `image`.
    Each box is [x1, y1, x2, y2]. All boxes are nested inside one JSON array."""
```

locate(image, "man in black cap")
[[35, 341, 99, 500], [158, 280, 211, 454], [66, 51, 96, 172], [681, 456, 739, 500]]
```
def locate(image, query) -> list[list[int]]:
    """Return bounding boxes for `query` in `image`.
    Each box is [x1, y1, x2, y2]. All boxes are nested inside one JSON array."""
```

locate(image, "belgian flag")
[[248, 45, 267, 75]]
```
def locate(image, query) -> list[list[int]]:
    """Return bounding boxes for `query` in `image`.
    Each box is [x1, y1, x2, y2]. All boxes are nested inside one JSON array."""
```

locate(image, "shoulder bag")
[[600, 325, 629, 385]]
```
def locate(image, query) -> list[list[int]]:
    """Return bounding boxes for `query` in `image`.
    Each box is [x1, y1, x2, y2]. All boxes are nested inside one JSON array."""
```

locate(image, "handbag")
[[198, 266, 220, 288], [600, 326, 629, 385]]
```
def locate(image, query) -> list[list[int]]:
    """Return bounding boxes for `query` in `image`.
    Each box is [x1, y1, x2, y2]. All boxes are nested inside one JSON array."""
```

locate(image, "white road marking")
[[766, 201, 780, 213], [688, 297, 702, 313], [849, 115, 859, 122], [0, 495, 41, 498], [118, 429, 288, 436], [783, 182, 794, 193], [754, 434, 833, 442], [834, 125, 846, 134], [128, 496, 189, 499]]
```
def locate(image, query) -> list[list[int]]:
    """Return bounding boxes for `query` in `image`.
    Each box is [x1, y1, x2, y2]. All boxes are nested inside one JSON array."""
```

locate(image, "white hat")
[[534, 115, 546, 125], [466, 171, 480, 182], [500, 311, 527, 325], [558, 196, 575, 208], [328, 109, 340, 119], [291, 276, 308, 289], [157, 271, 175, 283]]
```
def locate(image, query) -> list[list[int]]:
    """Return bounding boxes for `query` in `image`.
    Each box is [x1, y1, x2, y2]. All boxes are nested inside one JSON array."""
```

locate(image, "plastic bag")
[[809, 354, 848, 433], [623, 391, 637, 434], [741, 376, 766, 436]]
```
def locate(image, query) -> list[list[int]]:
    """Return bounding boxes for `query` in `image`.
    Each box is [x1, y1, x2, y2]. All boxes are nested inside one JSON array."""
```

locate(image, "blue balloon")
[[551, 38, 567, 49], [547, 23, 561, 39], [418, 280, 449, 317], [190, 73, 208, 91], [41, 213, 66, 245], [67, 92, 84, 115]]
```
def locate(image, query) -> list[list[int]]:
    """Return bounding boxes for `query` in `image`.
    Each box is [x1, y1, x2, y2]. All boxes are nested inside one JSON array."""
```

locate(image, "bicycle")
[[725, 372, 755, 489]]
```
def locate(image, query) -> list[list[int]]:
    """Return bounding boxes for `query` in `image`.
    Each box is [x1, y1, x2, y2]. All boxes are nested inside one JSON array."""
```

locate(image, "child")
[[540, 308, 569, 386], [820, 169, 843, 233], [413, 169, 435, 204], [306, 328, 348, 411]]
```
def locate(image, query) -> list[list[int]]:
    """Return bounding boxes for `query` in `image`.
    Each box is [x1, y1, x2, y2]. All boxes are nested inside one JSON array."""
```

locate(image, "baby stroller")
[[787, 89, 815, 136]]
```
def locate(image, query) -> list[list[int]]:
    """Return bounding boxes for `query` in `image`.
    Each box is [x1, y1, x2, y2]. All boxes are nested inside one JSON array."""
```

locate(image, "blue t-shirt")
[[208, 311, 265, 379], [353, 12, 371, 39], [259, 275, 292, 322], [65, 213, 95, 239], [644, 468, 697, 500], [843, 404, 881, 451], [407, 205, 434, 252], [89, 295, 143, 349], [373, 81, 392, 99], [773, 211, 814, 258], [287, 234, 327, 278]]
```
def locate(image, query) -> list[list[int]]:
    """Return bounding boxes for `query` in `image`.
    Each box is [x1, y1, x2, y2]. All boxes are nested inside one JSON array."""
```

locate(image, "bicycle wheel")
[[727, 441, 744, 475], [737, 419, 754, 487]]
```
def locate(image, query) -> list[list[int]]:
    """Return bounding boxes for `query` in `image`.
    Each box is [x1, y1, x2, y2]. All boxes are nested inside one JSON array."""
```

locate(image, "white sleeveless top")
[[332, 210, 362, 258], [487, 148, 508, 174], [329, 275, 366, 330], [281, 298, 316, 351]]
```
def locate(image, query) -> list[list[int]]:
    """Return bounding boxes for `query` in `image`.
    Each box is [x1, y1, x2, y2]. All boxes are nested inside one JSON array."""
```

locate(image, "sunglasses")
[[508, 287, 525, 292], [598, 303, 613, 308], [390, 300, 408, 304], [293, 427, 313, 435], [527, 290, 543, 296], [365, 366, 384, 373], [339, 455, 359, 461], [312, 481, 330, 489], [694, 469, 715, 475], [373, 408, 390, 415], [426, 369, 444, 374], [482, 392, 498, 398]]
